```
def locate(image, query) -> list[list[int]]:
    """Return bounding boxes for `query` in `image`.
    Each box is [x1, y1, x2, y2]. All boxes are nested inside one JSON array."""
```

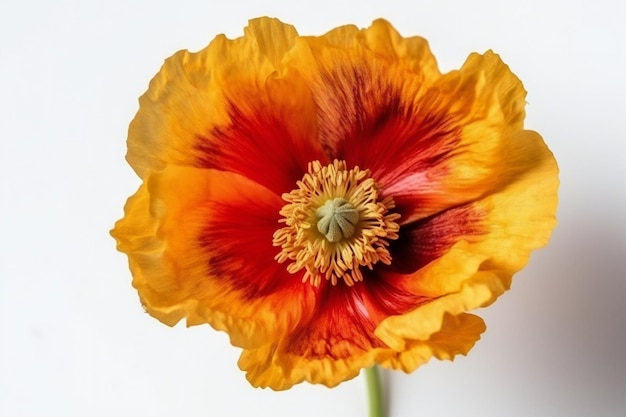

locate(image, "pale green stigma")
[[316, 198, 359, 243]]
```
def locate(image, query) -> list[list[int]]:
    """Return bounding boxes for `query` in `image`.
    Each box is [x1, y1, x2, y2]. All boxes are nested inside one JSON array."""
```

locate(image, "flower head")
[[112, 17, 558, 390]]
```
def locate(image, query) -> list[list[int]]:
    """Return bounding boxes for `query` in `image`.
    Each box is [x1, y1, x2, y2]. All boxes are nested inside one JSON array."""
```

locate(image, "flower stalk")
[[366, 366, 384, 417]]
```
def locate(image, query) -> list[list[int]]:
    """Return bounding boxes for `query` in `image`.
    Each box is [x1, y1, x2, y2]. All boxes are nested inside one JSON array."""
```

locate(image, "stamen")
[[273, 160, 400, 287]]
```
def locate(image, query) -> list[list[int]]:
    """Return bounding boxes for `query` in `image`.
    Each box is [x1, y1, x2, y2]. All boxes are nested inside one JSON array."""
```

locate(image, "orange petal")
[[376, 129, 558, 349], [378, 313, 486, 372], [126, 17, 322, 190], [356, 19, 440, 77], [238, 273, 431, 389], [193, 69, 326, 195], [284, 22, 532, 224], [379, 51, 530, 223], [111, 166, 317, 348], [282, 26, 434, 161]]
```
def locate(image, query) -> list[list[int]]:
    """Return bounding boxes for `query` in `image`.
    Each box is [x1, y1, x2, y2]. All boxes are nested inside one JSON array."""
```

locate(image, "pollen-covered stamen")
[[316, 198, 359, 243], [273, 160, 400, 287]]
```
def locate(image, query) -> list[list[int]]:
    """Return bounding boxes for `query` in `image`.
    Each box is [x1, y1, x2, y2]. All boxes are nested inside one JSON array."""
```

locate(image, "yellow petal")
[[244, 17, 298, 67], [356, 19, 440, 78], [378, 313, 486, 372]]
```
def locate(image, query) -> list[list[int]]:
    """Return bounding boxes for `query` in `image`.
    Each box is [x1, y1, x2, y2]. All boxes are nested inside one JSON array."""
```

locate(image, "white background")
[[1, 1, 625, 416]]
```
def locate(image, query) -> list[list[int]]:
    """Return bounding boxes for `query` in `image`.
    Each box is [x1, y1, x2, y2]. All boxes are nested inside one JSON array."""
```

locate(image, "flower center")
[[273, 160, 400, 287], [316, 198, 359, 242]]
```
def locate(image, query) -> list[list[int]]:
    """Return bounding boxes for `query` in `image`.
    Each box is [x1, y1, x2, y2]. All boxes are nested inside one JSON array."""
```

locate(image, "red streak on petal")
[[310, 64, 459, 199], [288, 272, 430, 360], [343, 93, 461, 221], [198, 186, 294, 299], [195, 101, 325, 196], [388, 204, 485, 274]]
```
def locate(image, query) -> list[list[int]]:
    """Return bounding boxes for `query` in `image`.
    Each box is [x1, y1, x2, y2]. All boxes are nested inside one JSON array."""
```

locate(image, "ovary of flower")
[[273, 160, 400, 286], [316, 198, 359, 242]]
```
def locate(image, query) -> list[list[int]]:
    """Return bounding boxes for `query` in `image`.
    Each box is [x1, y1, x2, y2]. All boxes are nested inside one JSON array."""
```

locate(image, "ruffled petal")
[[238, 266, 491, 389], [243, 17, 299, 67], [238, 273, 430, 389], [111, 166, 317, 348], [376, 130, 558, 348], [193, 70, 326, 195], [126, 18, 324, 195], [379, 51, 530, 223], [356, 19, 440, 77], [282, 27, 435, 161], [378, 313, 486, 372], [284, 20, 531, 223]]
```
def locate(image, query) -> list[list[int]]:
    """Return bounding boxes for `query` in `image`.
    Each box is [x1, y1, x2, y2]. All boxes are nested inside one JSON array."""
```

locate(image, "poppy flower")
[[111, 17, 558, 390]]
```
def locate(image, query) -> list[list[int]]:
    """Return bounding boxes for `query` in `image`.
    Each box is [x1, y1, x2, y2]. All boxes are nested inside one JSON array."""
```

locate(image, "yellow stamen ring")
[[273, 160, 400, 287]]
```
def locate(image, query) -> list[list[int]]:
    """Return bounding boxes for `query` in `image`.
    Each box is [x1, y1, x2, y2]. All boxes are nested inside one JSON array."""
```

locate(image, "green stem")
[[365, 366, 384, 417]]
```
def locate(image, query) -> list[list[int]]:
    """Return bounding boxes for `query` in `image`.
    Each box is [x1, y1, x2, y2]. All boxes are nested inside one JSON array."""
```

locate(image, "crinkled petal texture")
[[112, 17, 558, 390]]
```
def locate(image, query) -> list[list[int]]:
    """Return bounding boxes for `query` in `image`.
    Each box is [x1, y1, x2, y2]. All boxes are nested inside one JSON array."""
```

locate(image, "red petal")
[[238, 269, 432, 388], [295, 57, 461, 221], [200, 183, 298, 299], [341, 93, 461, 222], [197, 175, 319, 345], [287, 272, 429, 360], [194, 76, 327, 196]]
